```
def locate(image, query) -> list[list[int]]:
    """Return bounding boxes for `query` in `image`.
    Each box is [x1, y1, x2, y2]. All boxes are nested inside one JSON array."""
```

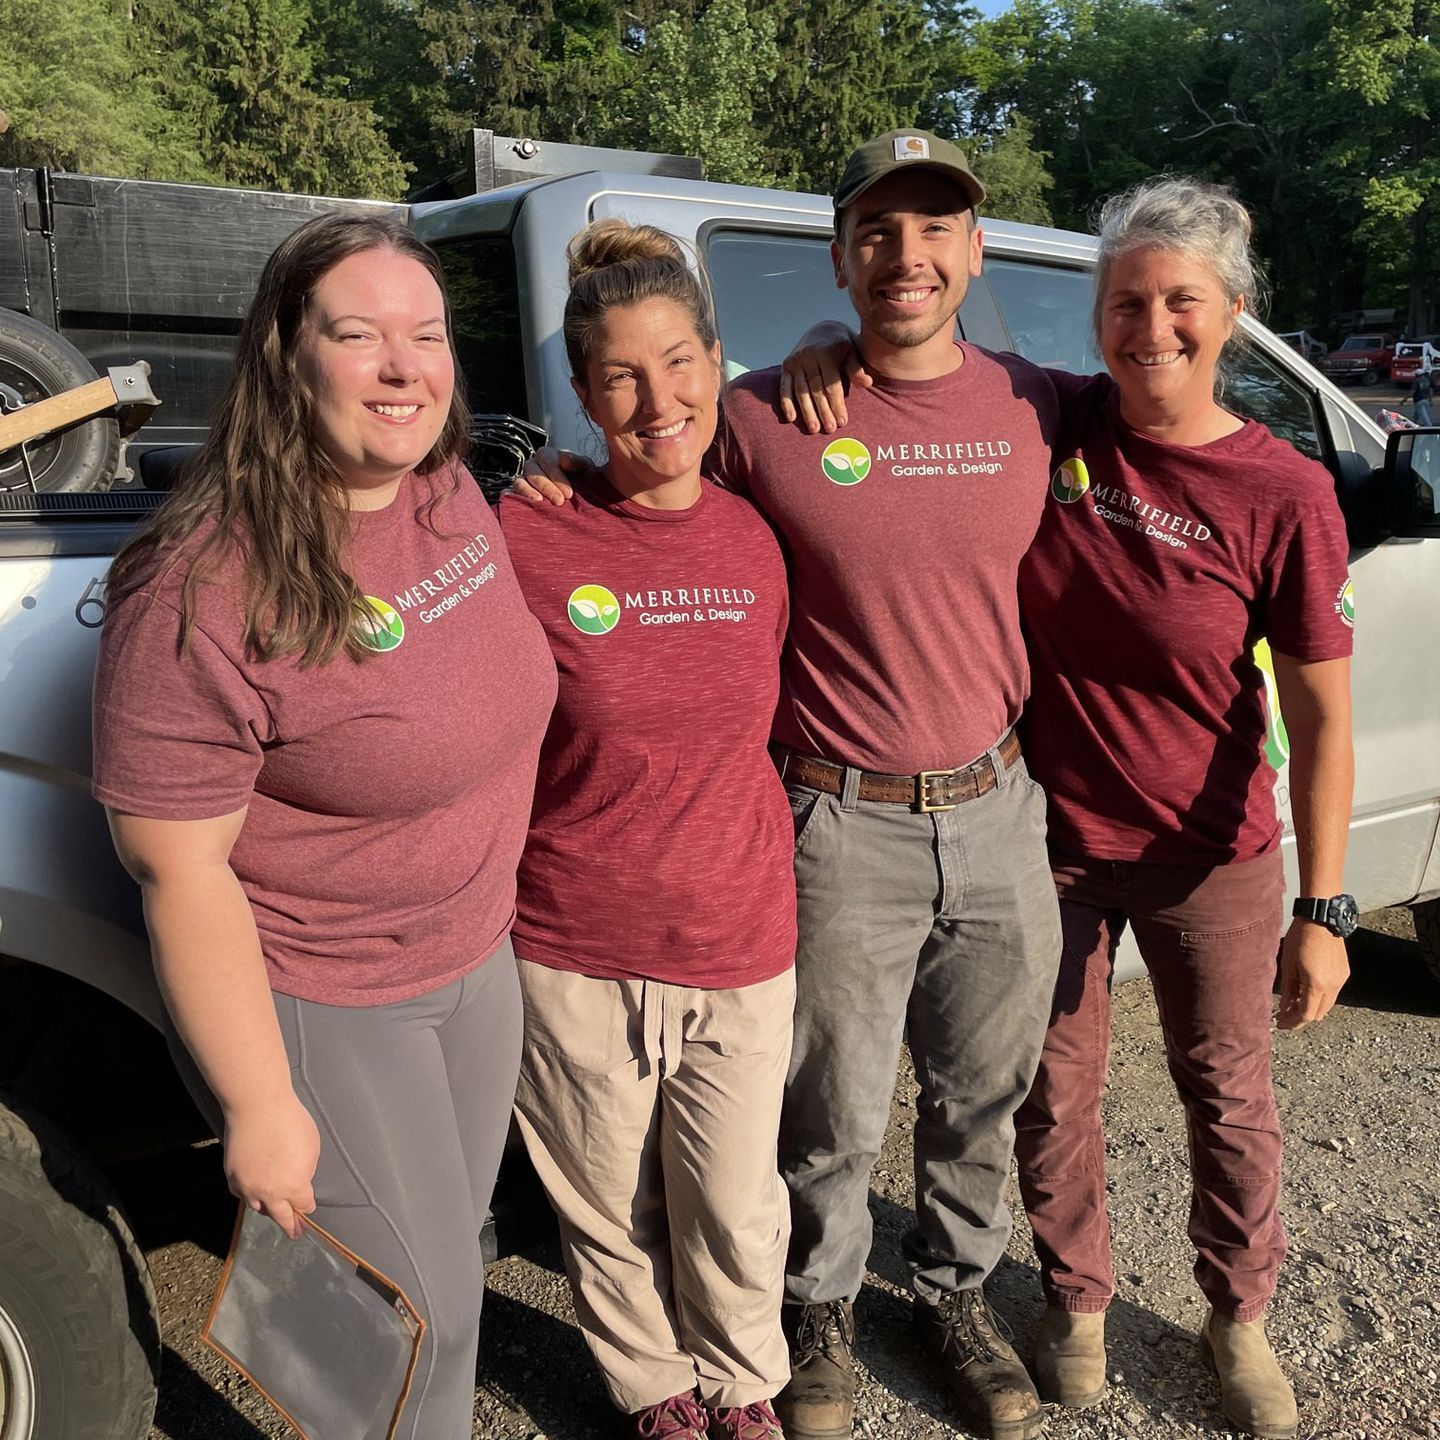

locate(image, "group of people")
[[91, 127, 1355, 1440]]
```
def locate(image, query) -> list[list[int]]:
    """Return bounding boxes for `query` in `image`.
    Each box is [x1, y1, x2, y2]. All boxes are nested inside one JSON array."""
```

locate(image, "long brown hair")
[[106, 213, 471, 666]]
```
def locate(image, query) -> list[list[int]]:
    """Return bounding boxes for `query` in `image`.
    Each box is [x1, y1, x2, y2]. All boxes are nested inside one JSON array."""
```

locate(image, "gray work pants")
[[271, 942, 523, 1440], [777, 750, 1062, 1306]]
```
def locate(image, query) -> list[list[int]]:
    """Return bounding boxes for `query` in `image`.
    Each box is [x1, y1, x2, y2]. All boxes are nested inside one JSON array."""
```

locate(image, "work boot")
[[708, 1399, 786, 1439], [1200, 1310, 1299, 1439], [635, 1392, 710, 1438], [774, 1301, 855, 1439], [913, 1290, 1043, 1440], [1032, 1306, 1107, 1408]]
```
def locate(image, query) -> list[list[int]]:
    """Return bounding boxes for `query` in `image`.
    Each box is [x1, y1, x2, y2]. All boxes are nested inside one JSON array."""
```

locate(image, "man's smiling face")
[[832, 170, 984, 355]]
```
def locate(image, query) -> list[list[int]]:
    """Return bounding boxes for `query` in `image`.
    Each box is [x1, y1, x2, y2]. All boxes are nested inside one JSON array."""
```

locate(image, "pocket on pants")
[[785, 784, 828, 855], [1178, 916, 1273, 952], [516, 961, 628, 1074]]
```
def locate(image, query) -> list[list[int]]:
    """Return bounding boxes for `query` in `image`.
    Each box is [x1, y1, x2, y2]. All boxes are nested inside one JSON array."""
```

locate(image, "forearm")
[[140, 866, 293, 1121], [1285, 711, 1353, 897]]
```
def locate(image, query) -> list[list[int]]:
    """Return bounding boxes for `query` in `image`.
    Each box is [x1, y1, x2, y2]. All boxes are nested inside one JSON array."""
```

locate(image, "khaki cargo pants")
[[513, 960, 796, 1413]]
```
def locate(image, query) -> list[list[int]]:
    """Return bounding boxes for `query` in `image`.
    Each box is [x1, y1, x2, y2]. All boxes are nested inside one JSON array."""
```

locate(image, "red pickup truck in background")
[[1321, 332, 1398, 386]]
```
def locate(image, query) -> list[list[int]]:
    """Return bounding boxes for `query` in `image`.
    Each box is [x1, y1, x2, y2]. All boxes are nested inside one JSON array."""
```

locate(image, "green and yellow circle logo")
[[353, 595, 404, 652], [567, 583, 621, 635], [1337, 579, 1355, 629], [821, 438, 872, 486], [1051, 457, 1090, 503]]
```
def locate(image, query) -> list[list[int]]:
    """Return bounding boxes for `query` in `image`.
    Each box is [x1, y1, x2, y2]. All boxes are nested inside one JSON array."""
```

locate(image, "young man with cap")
[[517, 130, 1063, 1440], [708, 131, 1062, 1440]]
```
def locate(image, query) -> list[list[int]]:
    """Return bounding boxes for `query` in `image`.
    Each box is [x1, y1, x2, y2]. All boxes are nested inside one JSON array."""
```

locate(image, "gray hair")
[[1091, 177, 1265, 349]]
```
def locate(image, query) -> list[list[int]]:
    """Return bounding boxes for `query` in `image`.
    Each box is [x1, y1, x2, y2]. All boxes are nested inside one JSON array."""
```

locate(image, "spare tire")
[[0, 310, 120, 493], [0, 1096, 158, 1440]]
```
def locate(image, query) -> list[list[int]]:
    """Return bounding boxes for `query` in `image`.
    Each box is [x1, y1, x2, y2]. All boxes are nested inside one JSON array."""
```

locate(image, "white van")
[[3, 156, 1440, 1438]]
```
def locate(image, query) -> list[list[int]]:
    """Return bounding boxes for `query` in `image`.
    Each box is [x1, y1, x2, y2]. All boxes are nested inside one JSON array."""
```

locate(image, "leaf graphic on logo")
[[572, 598, 601, 620], [851, 456, 870, 479], [601, 604, 618, 618], [828, 455, 852, 472]]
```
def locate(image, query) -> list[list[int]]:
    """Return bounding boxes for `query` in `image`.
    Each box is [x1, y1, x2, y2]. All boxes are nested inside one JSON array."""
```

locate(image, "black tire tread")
[[0, 308, 120, 493], [0, 1094, 158, 1440]]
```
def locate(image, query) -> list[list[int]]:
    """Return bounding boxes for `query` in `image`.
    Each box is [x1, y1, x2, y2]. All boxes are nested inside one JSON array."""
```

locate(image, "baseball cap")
[[833, 130, 986, 216]]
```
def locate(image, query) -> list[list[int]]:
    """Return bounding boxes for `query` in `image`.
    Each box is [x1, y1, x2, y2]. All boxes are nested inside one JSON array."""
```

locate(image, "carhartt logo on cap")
[[894, 136, 930, 161]]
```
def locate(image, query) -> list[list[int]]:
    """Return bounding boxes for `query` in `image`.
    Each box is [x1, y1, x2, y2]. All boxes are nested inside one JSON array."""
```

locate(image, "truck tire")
[[1360, 366, 1381, 387], [0, 309, 120, 493], [0, 1096, 158, 1440], [1415, 898, 1440, 986]]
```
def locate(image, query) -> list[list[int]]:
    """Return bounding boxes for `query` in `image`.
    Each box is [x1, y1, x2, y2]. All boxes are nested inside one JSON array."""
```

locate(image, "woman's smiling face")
[[574, 297, 721, 491], [1099, 245, 1242, 416]]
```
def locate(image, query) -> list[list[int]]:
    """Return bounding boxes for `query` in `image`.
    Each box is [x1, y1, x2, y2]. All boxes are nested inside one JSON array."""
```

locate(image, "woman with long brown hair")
[[92, 213, 556, 1439]]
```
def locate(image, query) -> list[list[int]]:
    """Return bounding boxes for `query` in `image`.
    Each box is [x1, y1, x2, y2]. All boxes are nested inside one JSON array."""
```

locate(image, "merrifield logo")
[[1051, 457, 1090, 503], [353, 595, 404, 652], [568, 583, 621, 635], [1336, 578, 1355, 629], [821, 437, 872, 486]]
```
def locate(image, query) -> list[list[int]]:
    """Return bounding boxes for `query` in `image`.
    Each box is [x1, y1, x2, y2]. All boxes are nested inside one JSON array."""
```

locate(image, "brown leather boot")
[[774, 1302, 855, 1439], [913, 1291, 1042, 1440], [1200, 1310, 1299, 1439], [1032, 1306, 1107, 1408]]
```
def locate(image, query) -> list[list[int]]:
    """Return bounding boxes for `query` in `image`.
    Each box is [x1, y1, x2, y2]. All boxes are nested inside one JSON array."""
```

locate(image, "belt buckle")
[[917, 768, 958, 813]]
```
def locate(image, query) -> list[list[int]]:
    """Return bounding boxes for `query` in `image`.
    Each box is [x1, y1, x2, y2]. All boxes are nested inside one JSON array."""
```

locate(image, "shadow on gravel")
[[861, 1192, 1234, 1431], [475, 1252, 615, 1440], [1339, 927, 1439, 1018], [151, 1344, 272, 1440]]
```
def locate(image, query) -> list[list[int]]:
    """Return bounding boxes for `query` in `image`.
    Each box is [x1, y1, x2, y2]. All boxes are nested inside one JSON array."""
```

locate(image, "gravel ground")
[[140, 909, 1440, 1440]]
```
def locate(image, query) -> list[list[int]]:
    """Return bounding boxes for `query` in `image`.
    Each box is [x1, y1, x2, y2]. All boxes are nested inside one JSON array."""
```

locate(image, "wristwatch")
[[1292, 894, 1360, 939]]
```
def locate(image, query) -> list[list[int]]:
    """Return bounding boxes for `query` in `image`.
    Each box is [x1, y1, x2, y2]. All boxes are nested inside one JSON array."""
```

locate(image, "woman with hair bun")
[[780, 176, 1354, 1440], [93, 213, 556, 1439], [501, 218, 796, 1440]]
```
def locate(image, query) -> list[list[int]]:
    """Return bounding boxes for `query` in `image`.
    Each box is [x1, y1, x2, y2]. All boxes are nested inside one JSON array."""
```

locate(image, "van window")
[[706, 231, 856, 378], [982, 257, 1102, 375], [1222, 346, 1324, 462], [432, 236, 528, 419]]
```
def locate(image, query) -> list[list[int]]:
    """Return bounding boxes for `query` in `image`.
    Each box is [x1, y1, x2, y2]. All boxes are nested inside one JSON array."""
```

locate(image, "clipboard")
[[201, 1203, 426, 1440]]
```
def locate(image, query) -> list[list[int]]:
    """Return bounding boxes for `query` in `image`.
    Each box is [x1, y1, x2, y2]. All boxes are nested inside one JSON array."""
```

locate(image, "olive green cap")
[[833, 129, 985, 217]]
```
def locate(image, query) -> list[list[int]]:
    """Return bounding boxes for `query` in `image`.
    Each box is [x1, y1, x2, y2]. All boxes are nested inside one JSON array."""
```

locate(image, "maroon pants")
[[1014, 852, 1286, 1322]]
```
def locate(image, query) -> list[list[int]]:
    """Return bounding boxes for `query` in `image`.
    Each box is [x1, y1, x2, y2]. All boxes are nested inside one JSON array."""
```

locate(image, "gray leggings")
[[270, 941, 523, 1440]]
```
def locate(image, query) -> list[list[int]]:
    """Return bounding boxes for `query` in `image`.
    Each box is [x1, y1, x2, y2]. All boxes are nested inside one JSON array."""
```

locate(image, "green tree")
[[966, 111, 1054, 224], [756, 0, 945, 193], [137, 0, 407, 196], [1313, 0, 1440, 332], [634, 0, 781, 183], [0, 0, 206, 177]]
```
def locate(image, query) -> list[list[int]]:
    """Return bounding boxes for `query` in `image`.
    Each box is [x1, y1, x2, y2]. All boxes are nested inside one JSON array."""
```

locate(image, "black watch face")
[[1330, 894, 1360, 938]]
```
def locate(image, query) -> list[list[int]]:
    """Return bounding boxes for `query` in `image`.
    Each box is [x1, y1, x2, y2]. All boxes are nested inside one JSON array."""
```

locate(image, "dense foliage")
[[0, 0, 1432, 333]]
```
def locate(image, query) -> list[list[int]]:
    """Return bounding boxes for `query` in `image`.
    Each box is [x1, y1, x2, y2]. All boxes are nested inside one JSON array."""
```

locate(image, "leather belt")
[[775, 729, 1022, 813]]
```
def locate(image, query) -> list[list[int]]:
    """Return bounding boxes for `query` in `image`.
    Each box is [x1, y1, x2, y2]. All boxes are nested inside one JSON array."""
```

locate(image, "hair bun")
[[567, 219, 686, 285]]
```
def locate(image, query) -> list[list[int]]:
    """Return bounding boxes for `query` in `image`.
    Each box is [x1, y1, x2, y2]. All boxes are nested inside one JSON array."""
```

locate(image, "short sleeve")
[[1260, 476, 1354, 662], [92, 590, 271, 819]]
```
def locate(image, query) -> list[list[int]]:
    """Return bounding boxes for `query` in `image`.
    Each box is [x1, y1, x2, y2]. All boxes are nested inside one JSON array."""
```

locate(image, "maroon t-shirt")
[[714, 345, 1059, 773], [501, 476, 795, 989], [1019, 372, 1354, 863], [92, 469, 557, 1005]]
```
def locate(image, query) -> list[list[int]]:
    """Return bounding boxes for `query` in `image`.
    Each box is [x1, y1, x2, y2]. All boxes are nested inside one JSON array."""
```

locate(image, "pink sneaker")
[[636, 1393, 709, 1438], [709, 1399, 785, 1439]]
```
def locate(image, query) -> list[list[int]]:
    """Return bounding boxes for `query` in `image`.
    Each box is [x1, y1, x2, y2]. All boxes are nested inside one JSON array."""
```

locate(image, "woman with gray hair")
[[1010, 177, 1353, 1440], [779, 175, 1354, 1440]]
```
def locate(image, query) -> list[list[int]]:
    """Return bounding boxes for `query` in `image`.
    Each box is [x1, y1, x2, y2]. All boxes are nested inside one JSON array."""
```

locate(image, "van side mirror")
[[1386, 428, 1440, 537]]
